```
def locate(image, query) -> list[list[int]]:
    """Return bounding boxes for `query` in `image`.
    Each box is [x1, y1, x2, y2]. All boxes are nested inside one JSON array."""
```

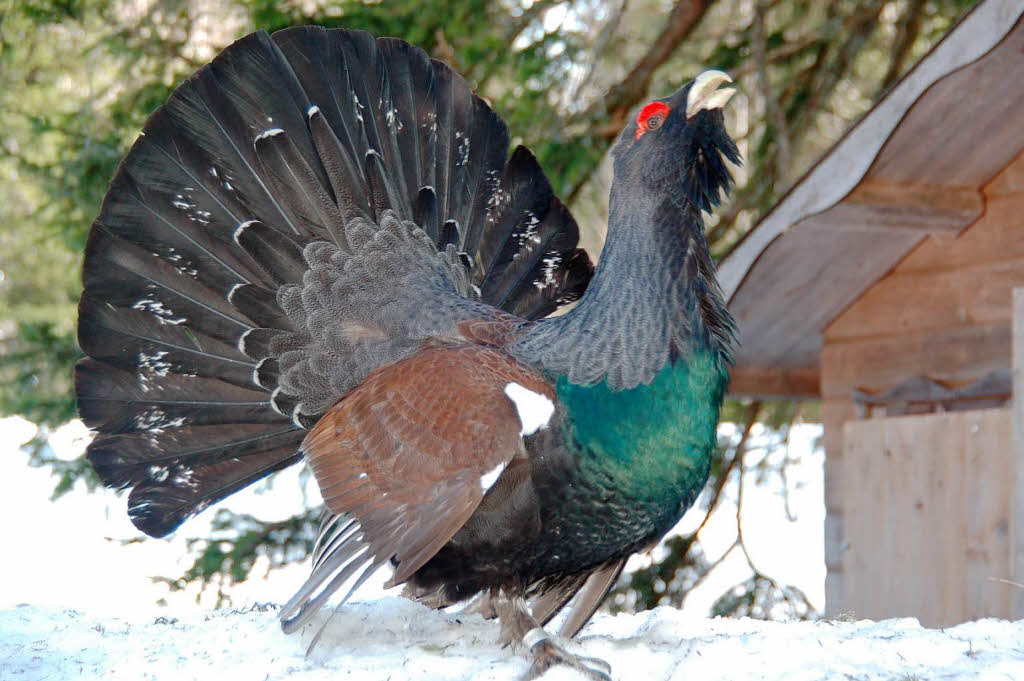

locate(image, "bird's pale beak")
[[686, 70, 735, 119]]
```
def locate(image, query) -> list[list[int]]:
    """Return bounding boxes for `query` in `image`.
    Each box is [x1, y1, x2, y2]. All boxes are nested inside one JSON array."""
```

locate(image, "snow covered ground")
[[3, 598, 1022, 681]]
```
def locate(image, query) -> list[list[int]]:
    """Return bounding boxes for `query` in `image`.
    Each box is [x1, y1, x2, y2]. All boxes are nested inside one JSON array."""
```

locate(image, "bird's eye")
[[635, 101, 671, 140]]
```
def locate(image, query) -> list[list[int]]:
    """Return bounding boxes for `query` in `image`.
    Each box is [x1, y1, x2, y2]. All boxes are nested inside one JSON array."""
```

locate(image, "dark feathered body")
[[77, 26, 740, 668], [413, 351, 726, 602], [412, 174, 738, 603]]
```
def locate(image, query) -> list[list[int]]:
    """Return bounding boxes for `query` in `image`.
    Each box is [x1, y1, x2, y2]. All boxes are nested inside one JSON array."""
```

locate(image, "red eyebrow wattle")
[[636, 101, 670, 139]]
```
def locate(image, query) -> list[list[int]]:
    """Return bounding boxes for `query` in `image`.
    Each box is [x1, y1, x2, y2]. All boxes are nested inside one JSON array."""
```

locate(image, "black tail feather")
[[233, 220, 307, 287], [307, 107, 372, 224], [125, 444, 304, 537], [253, 128, 347, 242], [227, 284, 291, 330], [475, 146, 593, 316], [82, 228, 252, 346], [89, 424, 304, 490], [77, 296, 257, 389], [76, 359, 281, 433]]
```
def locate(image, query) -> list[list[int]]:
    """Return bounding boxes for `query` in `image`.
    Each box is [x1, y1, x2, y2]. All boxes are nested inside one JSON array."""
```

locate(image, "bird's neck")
[[509, 183, 734, 390], [572, 187, 705, 343]]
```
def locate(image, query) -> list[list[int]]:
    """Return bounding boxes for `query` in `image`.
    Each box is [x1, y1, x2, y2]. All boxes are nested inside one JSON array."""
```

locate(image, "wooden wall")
[[822, 150, 1024, 621], [842, 410, 1015, 625]]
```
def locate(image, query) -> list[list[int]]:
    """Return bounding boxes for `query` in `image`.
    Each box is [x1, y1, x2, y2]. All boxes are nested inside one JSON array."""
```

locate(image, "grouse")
[[77, 27, 739, 679]]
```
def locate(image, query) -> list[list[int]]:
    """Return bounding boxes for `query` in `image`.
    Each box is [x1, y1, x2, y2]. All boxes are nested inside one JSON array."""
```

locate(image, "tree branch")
[[577, 0, 714, 128], [779, 403, 804, 522], [790, 0, 885, 135], [752, 1, 790, 183], [730, 32, 826, 80], [733, 402, 814, 616], [566, 0, 630, 105], [564, 0, 714, 203], [690, 400, 761, 543], [881, 0, 926, 91]]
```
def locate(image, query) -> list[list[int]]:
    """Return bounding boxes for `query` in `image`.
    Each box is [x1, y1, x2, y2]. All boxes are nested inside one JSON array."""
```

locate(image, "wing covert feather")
[[281, 345, 555, 631]]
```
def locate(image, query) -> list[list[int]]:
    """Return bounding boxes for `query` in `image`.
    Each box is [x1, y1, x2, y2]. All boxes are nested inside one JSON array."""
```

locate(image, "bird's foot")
[[521, 627, 612, 681]]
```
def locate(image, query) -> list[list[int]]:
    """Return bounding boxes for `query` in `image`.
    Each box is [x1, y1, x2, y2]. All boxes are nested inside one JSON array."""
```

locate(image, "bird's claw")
[[523, 638, 612, 681]]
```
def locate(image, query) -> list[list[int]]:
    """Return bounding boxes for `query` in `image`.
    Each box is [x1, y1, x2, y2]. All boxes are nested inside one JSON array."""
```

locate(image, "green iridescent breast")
[[554, 351, 728, 507]]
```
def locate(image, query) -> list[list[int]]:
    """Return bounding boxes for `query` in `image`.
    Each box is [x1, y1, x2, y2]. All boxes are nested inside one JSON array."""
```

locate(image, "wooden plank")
[[824, 572, 844, 618], [821, 322, 1011, 399], [880, 414, 927, 621], [1013, 288, 1024, 618], [843, 410, 1014, 626], [829, 182, 983, 233], [892, 194, 1024, 274], [984, 147, 1024, 197], [730, 220, 922, 368], [823, 393, 852, 618], [822, 398, 854, 511], [825, 510, 844, 572], [933, 413, 967, 625], [727, 365, 820, 398], [963, 408, 1014, 619], [841, 418, 884, 618], [826, 260, 1024, 342]]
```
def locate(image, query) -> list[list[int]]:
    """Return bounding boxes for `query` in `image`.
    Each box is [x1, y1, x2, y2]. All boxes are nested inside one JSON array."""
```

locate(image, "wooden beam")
[[822, 396, 854, 618], [1011, 288, 1024, 618], [727, 366, 820, 399], [821, 322, 1011, 399], [826, 259, 1024, 342], [831, 181, 984, 232]]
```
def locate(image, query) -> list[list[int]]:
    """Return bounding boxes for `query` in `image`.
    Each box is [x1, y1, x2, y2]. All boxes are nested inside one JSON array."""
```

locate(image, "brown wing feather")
[[281, 344, 553, 631]]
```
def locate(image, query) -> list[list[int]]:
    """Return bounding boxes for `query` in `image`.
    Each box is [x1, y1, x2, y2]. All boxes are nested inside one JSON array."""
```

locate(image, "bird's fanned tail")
[[78, 27, 593, 539]]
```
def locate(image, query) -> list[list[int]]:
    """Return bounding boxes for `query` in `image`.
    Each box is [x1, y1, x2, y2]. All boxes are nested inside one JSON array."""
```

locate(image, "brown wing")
[[281, 344, 554, 631]]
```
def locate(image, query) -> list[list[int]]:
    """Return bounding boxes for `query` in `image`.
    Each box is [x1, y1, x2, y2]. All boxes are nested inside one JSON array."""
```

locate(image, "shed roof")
[[719, 0, 1024, 396]]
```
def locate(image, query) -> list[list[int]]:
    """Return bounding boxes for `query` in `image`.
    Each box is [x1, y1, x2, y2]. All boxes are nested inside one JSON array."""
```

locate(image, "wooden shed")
[[718, 0, 1024, 626]]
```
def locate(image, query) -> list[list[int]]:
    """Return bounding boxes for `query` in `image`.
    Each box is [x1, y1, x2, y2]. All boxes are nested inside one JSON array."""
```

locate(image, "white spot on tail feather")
[[238, 328, 254, 355], [504, 383, 554, 436], [534, 254, 562, 289], [270, 387, 286, 416], [132, 298, 185, 325], [307, 105, 320, 118], [234, 220, 258, 246], [385, 107, 403, 131], [352, 92, 365, 123], [252, 357, 269, 389], [255, 128, 284, 141], [480, 462, 506, 492]]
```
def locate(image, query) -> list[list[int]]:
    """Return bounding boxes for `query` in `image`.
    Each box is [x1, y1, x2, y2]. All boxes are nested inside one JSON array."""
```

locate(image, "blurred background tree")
[[0, 0, 978, 616]]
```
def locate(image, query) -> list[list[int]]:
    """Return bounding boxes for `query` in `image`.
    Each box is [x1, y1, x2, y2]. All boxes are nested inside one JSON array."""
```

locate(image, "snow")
[[3, 598, 1022, 681]]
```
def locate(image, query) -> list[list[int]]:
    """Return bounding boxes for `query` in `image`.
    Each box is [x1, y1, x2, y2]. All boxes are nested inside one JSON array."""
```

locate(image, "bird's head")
[[613, 70, 741, 214]]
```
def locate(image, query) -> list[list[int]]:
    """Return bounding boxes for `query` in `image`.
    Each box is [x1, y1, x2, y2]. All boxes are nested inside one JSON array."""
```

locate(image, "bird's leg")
[[400, 582, 455, 610], [496, 595, 612, 681], [462, 590, 498, 619]]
